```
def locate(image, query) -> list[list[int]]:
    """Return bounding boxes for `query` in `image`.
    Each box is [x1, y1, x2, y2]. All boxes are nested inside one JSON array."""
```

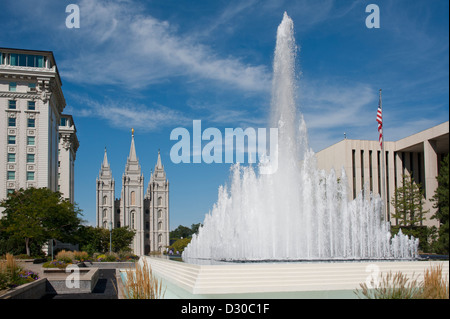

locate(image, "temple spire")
[[156, 149, 163, 169], [102, 147, 109, 168], [128, 128, 137, 161]]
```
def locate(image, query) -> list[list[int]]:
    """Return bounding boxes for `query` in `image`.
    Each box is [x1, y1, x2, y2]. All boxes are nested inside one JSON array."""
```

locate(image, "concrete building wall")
[[316, 121, 449, 228]]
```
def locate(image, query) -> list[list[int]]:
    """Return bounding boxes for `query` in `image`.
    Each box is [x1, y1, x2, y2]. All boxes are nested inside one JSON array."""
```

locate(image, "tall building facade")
[[316, 121, 449, 228], [96, 131, 169, 256], [0, 48, 78, 216]]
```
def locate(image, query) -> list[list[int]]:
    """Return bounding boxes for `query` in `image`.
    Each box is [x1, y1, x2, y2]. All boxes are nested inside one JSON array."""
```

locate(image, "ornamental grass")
[[0, 254, 39, 291], [121, 259, 166, 299], [355, 264, 449, 299]]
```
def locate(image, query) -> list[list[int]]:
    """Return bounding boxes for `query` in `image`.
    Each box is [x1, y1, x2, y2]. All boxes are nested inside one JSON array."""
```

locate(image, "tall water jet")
[[182, 12, 418, 262]]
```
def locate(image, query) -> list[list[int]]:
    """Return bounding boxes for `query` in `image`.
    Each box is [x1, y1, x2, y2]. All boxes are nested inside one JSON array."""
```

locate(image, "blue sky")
[[1, 0, 448, 230]]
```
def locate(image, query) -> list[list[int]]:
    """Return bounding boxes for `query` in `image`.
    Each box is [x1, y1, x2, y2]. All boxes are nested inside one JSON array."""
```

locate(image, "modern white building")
[[96, 130, 170, 256], [316, 121, 449, 228], [0, 48, 78, 215]]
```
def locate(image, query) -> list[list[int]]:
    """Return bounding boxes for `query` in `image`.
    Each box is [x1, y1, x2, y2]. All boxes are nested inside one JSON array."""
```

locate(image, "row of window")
[[7, 100, 36, 110], [102, 219, 164, 232], [7, 153, 34, 163], [7, 171, 34, 181], [7, 135, 35, 145], [8, 118, 36, 128], [0, 53, 46, 68], [6, 82, 36, 92]]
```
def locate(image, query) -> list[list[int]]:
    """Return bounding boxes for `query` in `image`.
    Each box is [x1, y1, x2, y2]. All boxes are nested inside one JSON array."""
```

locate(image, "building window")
[[27, 154, 35, 163], [7, 171, 15, 180], [28, 83, 36, 90], [7, 153, 16, 162], [26, 171, 34, 181], [9, 54, 44, 67], [158, 234, 162, 243], [158, 210, 162, 219], [8, 117, 16, 127], [27, 118, 35, 128], [8, 100, 16, 109], [158, 197, 162, 206], [146, 222, 149, 230], [27, 101, 36, 110], [103, 195, 107, 205], [27, 136, 35, 145], [9, 82, 16, 92], [130, 211, 135, 229], [8, 135, 16, 145], [131, 191, 136, 206], [60, 117, 67, 126], [351, 149, 356, 199], [158, 221, 162, 230], [7, 189, 15, 195], [102, 209, 107, 219]]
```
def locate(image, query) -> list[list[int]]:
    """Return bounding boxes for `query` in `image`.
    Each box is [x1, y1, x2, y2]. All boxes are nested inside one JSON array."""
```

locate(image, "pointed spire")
[[128, 128, 137, 161], [102, 147, 109, 168], [156, 149, 163, 169]]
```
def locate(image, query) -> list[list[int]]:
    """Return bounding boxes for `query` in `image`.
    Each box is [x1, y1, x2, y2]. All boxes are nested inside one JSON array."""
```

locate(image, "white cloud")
[[68, 96, 188, 132], [60, 0, 271, 92]]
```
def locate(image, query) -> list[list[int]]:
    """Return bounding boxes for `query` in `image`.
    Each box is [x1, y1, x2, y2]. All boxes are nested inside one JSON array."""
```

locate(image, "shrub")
[[105, 252, 119, 262], [168, 238, 191, 254], [96, 254, 107, 262], [42, 260, 71, 269], [0, 254, 39, 290], [73, 251, 89, 262], [56, 250, 74, 263]]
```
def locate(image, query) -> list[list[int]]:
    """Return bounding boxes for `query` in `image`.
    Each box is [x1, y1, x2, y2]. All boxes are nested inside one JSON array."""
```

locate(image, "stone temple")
[[96, 130, 169, 255]]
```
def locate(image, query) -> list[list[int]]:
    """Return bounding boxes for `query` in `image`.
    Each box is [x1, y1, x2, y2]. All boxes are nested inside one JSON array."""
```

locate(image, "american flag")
[[376, 94, 383, 148]]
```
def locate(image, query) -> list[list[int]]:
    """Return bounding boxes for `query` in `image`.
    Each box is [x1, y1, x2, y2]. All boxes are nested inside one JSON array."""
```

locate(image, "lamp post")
[[109, 221, 112, 254]]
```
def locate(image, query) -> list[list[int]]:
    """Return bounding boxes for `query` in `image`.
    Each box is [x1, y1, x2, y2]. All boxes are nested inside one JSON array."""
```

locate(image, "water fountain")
[[182, 12, 418, 262], [138, 13, 447, 298]]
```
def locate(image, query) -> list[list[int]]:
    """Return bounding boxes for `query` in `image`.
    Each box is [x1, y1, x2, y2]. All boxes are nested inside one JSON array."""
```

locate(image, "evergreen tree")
[[392, 173, 427, 230], [431, 154, 449, 254]]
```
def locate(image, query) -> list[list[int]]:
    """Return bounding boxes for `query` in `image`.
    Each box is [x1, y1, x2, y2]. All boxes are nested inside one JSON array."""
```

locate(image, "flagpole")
[[379, 89, 387, 221]]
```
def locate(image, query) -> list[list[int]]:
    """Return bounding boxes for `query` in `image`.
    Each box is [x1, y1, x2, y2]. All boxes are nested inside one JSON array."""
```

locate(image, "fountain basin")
[[137, 256, 448, 298]]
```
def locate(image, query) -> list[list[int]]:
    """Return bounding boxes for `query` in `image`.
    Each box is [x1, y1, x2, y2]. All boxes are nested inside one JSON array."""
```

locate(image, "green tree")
[[112, 226, 136, 252], [170, 223, 203, 241], [76, 225, 136, 254], [392, 174, 427, 229], [431, 154, 449, 254], [190, 223, 202, 236], [169, 237, 191, 254], [0, 188, 83, 256], [391, 174, 432, 251], [170, 225, 193, 239]]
